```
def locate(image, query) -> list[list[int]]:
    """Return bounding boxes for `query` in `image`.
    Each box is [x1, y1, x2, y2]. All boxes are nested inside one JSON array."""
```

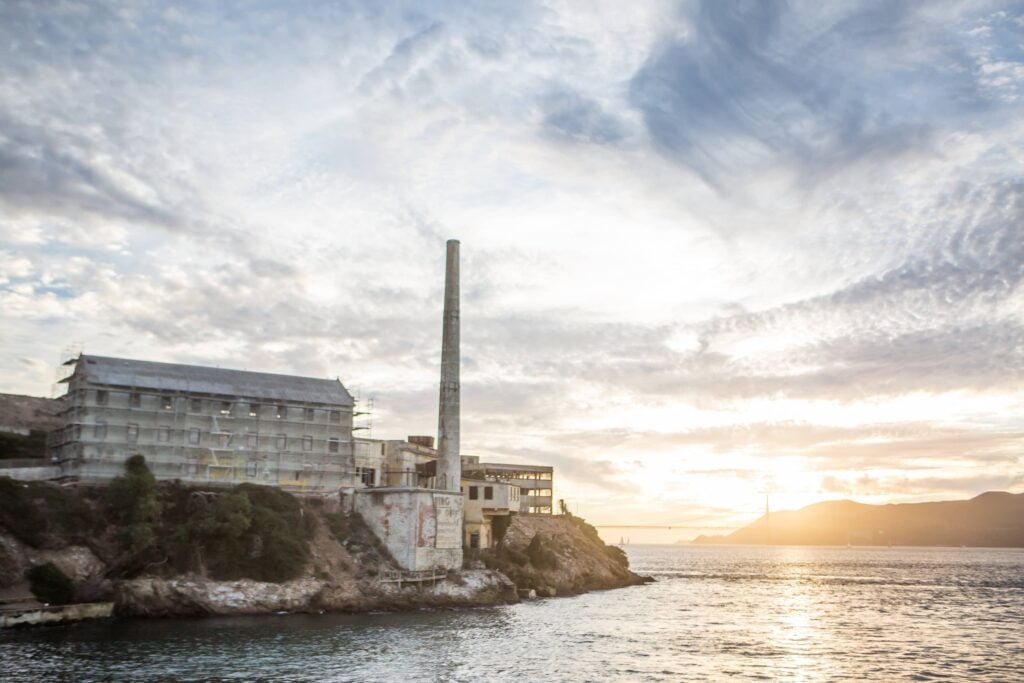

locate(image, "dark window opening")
[[484, 486, 493, 500], [162, 396, 174, 410], [304, 408, 315, 421], [328, 437, 339, 453], [330, 410, 341, 423], [130, 392, 141, 408], [469, 532, 480, 549], [469, 486, 479, 500], [96, 390, 108, 406], [190, 398, 202, 412], [358, 467, 375, 486]]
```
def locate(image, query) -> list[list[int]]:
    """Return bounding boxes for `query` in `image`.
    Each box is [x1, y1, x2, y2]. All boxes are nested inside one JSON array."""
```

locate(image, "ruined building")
[[48, 356, 355, 490]]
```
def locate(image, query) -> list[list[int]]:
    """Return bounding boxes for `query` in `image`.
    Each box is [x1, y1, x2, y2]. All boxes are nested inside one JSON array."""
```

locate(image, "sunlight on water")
[[2, 545, 1022, 682]]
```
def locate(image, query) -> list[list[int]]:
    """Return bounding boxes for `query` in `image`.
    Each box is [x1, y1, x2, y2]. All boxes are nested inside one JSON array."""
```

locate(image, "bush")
[[107, 455, 162, 554], [26, 562, 74, 605]]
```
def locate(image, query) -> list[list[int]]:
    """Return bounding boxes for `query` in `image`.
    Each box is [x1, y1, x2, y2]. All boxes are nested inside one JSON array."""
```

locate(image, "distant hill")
[[692, 492, 1024, 547]]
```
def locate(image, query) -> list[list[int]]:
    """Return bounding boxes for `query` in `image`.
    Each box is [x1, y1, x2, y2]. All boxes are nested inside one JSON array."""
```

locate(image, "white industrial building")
[[48, 355, 356, 491]]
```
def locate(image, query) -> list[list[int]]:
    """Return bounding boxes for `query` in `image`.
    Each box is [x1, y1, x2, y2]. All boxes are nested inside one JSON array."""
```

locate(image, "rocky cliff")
[[478, 514, 650, 597]]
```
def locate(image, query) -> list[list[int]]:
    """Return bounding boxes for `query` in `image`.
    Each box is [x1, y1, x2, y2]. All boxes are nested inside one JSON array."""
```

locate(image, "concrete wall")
[[0, 464, 60, 481], [0, 602, 113, 628], [354, 487, 463, 571], [51, 378, 355, 492]]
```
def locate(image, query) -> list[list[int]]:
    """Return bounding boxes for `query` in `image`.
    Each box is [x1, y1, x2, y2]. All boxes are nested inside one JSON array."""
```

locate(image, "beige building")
[[49, 355, 356, 491], [462, 458, 554, 513], [462, 478, 522, 549]]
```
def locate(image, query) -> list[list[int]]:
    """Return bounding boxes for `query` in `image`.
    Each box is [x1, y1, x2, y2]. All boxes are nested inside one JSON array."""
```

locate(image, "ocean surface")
[[3, 545, 1023, 682]]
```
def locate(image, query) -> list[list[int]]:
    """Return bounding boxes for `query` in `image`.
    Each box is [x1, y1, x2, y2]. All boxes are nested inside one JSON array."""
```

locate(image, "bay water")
[[3, 545, 1022, 681]]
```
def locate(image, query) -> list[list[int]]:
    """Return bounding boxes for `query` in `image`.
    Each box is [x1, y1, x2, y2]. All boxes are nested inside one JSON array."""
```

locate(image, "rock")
[[31, 545, 105, 584], [115, 577, 325, 617], [484, 515, 651, 597]]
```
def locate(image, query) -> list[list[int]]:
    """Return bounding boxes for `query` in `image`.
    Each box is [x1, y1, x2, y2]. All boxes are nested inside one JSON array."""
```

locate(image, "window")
[[484, 486, 493, 501], [222, 431, 234, 448], [328, 437, 339, 453], [162, 395, 173, 410], [276, 405, 287, 419], [96, 390, 109, 406], [246, 460, 258, 478], [219, 401, 231, 415], [94, 421, 107, 440], [357, 467, 375, 486], [275, 433, 287, 450], [304, 408, 315, 421], [246, 432, 259, 449], [302, 435, 313, 451], [157, 426, 171, 442], [469, 532, 480, 549], [329, 410, 341, 423], [188, 428, 201, 445], [126, 423, 139, 443], [469, 486, 479, 500], [190, 398, 202, 412], [249, 403, 260, 417], [73, 424, 82, 440], [130, 392, 141, 408]]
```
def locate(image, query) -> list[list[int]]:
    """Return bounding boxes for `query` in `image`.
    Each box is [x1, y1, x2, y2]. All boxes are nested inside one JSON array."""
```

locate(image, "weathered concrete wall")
[[1, 602, 113, 628], [0, 464, 59, 481], [354, 488, 463, 571]]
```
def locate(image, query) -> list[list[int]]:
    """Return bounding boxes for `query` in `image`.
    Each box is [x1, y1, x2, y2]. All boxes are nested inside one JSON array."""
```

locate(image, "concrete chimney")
[[436, 239, 460, 492]]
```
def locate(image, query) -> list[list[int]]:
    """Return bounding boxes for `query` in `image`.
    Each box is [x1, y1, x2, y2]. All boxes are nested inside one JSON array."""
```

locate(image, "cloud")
[[1, 0, 1023, 528], [627, 1, 1009, 185]]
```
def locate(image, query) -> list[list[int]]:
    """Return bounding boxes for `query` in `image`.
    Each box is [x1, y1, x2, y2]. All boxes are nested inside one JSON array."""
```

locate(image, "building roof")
[[66, 355, 354, 406], [464, 461, 553, 473]]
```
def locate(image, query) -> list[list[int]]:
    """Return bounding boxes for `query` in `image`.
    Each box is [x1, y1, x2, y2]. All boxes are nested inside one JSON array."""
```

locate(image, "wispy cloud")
[[1, 0, 1023, 529]]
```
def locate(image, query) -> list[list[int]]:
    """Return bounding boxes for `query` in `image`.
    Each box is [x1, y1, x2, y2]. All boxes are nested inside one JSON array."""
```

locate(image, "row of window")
[[466, 485, 494, 501], [92, 390, 344, 422], [86, 422, 345, 453]]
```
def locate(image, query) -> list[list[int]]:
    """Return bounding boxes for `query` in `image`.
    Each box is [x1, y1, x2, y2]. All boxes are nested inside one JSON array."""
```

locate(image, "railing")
[[378, 569, 448, 587]]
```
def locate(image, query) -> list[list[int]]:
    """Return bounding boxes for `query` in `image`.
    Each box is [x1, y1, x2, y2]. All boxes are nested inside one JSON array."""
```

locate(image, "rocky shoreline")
[[1, 478, 649, 623]]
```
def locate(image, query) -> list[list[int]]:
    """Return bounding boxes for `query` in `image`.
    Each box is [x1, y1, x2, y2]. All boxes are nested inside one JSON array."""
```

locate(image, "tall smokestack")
[[437, 239, 460, 492]]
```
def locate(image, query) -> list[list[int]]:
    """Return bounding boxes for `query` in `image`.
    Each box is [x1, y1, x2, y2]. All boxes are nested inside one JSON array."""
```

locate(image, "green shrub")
[[107, 455, 162, 554], [26, 562, 74, 605], [0, 477, 46, 546]]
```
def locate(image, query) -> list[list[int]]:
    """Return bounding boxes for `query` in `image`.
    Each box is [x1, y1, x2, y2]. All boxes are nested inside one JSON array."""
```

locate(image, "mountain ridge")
[[691, 491, 1024, 547]]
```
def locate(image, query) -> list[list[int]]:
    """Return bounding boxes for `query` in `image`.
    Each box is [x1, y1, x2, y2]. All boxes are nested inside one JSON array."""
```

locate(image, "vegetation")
[[26, 562, 74, 605], [0, 430, 48, 459], [0, 476, 99, 548], [107, 455, 162, 554], [158, 481, 314, 583]]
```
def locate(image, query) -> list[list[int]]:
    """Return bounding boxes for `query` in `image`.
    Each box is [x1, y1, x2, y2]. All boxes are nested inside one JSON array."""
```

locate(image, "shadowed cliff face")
[[480, 514, 650, 596], [693, 492, 1024, 547]]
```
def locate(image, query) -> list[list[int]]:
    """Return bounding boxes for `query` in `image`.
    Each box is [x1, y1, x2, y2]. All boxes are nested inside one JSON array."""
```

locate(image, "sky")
[[1, 1, 1023, 541]]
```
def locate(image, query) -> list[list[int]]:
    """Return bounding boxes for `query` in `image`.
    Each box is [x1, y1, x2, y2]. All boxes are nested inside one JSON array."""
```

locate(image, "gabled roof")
[[66, 355, 353, 406]]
